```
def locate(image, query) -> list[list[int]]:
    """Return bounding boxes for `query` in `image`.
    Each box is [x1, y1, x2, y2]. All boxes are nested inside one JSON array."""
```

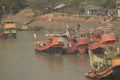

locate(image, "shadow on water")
[[35, 50, 91, 80]]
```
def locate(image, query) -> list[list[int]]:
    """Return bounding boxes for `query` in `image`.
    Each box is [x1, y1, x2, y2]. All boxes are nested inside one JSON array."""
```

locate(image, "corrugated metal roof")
[[54, 4, 66, 9], [87, 5, 102, 10]]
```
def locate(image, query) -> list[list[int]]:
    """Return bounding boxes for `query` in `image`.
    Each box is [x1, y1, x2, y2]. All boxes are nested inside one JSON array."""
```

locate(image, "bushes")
[[0, 0, 27, 15]]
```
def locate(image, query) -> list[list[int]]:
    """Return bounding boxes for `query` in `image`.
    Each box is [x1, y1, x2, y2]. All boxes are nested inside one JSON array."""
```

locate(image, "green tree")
[[0, 0, 27, 15], [95, 0, 115, 8]]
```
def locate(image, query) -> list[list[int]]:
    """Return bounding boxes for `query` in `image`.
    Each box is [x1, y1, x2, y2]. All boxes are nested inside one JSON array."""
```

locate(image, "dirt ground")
[[2, 9, 105, 30], [2, 9, 120, 46]]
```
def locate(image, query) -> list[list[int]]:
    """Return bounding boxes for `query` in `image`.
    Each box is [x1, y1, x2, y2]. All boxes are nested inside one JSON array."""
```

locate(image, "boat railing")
[[89, 47, 115, 72]]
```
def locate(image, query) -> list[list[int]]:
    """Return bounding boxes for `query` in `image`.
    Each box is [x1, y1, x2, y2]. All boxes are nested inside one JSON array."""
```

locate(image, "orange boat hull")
[[77, 37, 88, 54], [100, 33, 116, 44], [89, 33, 116, 51], [77, 37, 88, 45], [89, 41, 100, 50], [35, 44, 64, 53], [34, 33, 64, 53], [65, 37, 88, 54], [77, 45, 88, 54]]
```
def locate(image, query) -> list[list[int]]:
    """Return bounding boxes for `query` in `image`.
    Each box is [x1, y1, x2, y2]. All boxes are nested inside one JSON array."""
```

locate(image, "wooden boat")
[[100, 33, 116, 45], [89, 27, 116, 51], [77, 30, 88, 54], [65, 37, 88, 54], [63, 42, 79, 54], [33, 31, 88, 54], [77, 37, 88, 54], [33, 33, 64, 53], [0, 20, 17, 39], [89, 34, 116, 53], [85, 47, 120, 79], [63, 27, 88, 54], [18, 25, 43, 31]]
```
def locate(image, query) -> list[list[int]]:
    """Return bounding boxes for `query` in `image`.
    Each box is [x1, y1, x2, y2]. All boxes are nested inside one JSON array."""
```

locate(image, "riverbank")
[[1, 9, 120, 40], [1, 9, 105, 29]]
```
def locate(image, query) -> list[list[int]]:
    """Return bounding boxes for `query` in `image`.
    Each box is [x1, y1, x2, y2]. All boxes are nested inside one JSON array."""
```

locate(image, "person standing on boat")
[[74, 36, 78, 43], [63, 36, 68, 48], [62, 35, 68, 54], [64, 24, 70, 38], [75, 23, 80, 32], [63, 25, 69, 47], [63, 24, 70, 48]]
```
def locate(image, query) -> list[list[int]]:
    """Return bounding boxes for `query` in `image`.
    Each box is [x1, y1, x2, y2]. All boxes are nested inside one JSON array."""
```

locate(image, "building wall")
[[87, 10, 98, 15], [118, 10, 120, 17]]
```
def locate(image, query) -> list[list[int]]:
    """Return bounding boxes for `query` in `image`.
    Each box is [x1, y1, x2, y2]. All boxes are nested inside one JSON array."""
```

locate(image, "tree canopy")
[[94, 0, 115, 8], [0, 0, 116, 16], [0, 0, 27, 15]]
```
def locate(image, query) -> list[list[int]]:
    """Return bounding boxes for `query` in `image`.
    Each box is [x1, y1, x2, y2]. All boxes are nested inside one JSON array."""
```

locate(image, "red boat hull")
[[64, 37, 88, 54], [89, 33, 116, 51]]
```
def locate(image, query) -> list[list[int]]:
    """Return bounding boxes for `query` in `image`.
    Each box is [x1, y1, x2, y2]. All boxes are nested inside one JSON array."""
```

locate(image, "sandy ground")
[[2, 9, 105, 30], [2, 9, 120, 45]]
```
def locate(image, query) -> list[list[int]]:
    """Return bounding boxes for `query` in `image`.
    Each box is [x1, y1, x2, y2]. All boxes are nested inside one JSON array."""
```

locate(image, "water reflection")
[[35, 52, 90, 80], [35, 53, 64, 72]]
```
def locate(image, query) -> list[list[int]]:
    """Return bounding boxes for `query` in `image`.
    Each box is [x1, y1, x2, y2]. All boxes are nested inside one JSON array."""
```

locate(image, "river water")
[[0, 31, 91, 80]]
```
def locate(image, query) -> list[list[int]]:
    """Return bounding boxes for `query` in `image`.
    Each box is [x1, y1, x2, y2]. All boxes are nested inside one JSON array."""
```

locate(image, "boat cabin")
[[1, 20, 17, 39]]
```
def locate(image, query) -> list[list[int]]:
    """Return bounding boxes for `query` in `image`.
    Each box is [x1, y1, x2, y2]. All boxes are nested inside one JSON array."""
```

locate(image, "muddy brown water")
[[0, 31, 92, 80]]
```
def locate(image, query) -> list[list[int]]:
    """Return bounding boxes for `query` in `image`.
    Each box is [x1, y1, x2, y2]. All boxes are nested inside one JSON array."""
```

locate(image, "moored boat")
[[77, 37, 88, 54], [100, 33, 116, 45], [33, 33, 64, 53], [63, 27, 88, 54], [0, 20, 17, 39], [63, 39, 88, 54], [85, 47, 120, 79], [18, 25, 43, 31], [65, 37, 88, 54], [89, 27, 116, 52]]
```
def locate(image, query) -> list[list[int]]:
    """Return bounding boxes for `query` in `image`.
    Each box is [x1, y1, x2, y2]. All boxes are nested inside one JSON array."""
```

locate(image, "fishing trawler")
[[33, 33, 64, 53], [63, 26, 88, 54], [65, 33, 88, 54], [63, 38, 88, 54], [89, 27, 116, 52], [86, 46, 120, 80]]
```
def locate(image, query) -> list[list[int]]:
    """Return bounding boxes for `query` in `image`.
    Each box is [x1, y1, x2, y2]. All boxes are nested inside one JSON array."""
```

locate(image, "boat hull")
[[34, 33, 64, 53], [89, 33, 116, 51], [18, 27, 41, 31], [35, 46, 64, 54], [100, 33, 116, 44], [112, 65, 120, 80], [86, 58, 120, 79], [78, 45, 88, 54], [65, 37, 88, 54]]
